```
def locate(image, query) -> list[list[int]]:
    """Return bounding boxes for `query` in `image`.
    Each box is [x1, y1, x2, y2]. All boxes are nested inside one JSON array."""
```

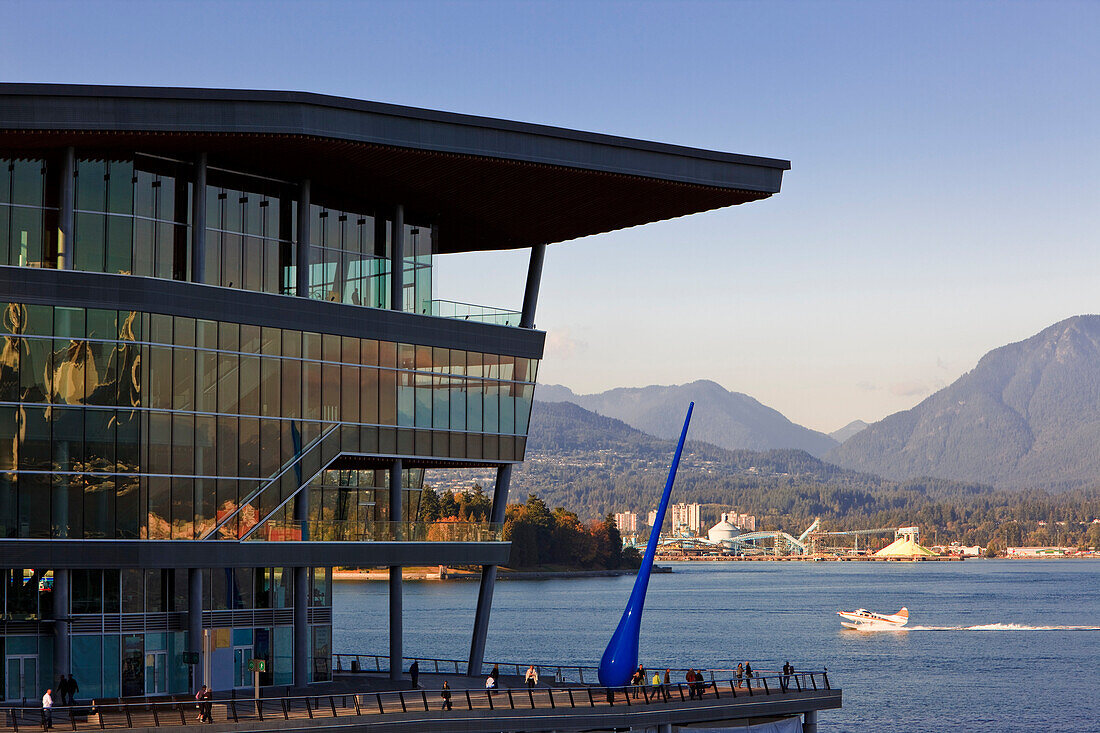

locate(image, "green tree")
[[420, 486, 441, 522], [439, 491, 459, 518]]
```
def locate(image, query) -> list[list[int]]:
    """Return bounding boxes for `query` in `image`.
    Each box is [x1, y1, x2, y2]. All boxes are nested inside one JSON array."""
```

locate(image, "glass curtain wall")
[[3, 157, 437, 316], [0, 302, 537, 540], [72, 157, 191, 280], [0, 158, 60, 269]]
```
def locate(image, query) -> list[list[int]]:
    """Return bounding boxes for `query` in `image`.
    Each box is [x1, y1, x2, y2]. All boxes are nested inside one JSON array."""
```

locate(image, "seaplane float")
[[838, 607, 909, 630]]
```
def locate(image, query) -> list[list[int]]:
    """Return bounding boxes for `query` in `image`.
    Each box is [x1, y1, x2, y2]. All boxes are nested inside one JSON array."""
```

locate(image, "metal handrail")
[[201, 422, 340, 540], [332, 653, 810, 684], [0, 672, 832, 730]]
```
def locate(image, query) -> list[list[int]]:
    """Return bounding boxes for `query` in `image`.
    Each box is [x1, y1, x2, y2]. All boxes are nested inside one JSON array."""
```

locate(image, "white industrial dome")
[[708, 513, 741, 544]]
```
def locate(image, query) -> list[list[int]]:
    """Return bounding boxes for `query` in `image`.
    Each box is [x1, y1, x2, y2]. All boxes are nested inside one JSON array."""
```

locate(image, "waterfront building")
[[670, 502, 701, 534], [707, 513, 742, 545], [612, 512, 637, 534], [0, 83, 788, 703]]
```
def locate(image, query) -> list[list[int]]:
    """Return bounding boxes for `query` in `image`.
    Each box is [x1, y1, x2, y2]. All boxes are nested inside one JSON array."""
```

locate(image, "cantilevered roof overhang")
[[0, 83, 790, 254]]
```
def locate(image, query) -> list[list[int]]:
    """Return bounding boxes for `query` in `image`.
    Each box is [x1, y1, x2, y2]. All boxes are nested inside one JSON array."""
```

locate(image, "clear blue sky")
[[6, 0, 1099, 432]]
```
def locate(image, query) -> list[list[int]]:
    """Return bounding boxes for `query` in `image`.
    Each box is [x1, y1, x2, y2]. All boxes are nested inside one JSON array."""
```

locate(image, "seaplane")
[[838, 607, 909, 630]]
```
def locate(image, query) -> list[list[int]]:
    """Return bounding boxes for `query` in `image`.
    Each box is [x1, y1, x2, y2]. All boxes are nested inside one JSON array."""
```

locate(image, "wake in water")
[[884, 623, 1100, 631]]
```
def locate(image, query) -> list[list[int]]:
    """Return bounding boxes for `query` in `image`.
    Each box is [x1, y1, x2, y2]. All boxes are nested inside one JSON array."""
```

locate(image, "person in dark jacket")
[[56, 677, 69, 707], [441, 681, 452, 710], [409, 660, 420, 689]]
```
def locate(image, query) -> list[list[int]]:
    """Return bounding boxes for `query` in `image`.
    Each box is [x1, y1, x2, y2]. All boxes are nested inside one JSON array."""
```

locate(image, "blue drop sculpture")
[[598, 402, 694, 687]]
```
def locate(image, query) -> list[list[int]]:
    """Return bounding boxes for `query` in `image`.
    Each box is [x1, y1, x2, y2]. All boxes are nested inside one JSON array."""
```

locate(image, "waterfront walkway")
[[1, 669, 838, 732]]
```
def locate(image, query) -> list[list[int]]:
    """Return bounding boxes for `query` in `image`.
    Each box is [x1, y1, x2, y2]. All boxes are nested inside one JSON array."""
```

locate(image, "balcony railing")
[[245, 519, 504, 543], [428, 299, 522, 326]]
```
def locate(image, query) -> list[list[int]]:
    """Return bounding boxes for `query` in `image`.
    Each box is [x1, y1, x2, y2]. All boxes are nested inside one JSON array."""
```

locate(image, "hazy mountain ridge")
[[830, 420, 869, 443], [828, 315, 1100, 490], [533, 379, 839, 458]]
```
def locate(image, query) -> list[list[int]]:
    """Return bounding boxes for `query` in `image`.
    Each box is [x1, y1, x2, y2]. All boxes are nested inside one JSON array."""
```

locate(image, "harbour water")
[[334, 559, 1100, 732]]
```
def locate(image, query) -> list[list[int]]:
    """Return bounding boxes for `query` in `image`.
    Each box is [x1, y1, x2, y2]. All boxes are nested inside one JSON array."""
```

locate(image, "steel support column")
[[389, 458, 403, 682], [57, 146, 75, 270], [190, 153, 207, 283], [52, 568, 70, 680], [294, 566, 309, 688], [519, 243, 546, 329], [293, 446, 310, 688], [188, 568, 203, 692], [804, 709, 819, 733], [468, 464, 512, 676], [390, 205, 404, 311], [296, 180, 311, 298]]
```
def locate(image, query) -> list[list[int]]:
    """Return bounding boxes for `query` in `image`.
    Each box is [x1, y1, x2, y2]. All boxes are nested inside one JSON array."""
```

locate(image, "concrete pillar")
[[519, 243, 546, 329], [804, 710, 819, 733], [52, 569, 70, 680], [468, 464, 511, 676], [294, 566, 310, 688], [390, 205, 404, 311], [389, 459, 403, 682], [57, 147, 74, 270], [296, 180, 311, 298], [190, 153, 207, 283], [188, 568, 203, 691]]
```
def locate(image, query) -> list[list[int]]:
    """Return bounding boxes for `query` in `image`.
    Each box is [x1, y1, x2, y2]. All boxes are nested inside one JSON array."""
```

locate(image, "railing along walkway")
[[0, 672, 830, 731], [334, 653, 808, 687]]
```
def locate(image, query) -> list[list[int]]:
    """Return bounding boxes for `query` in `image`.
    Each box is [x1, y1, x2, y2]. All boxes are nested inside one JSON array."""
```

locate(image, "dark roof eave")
[[0, 83, 789, 192]]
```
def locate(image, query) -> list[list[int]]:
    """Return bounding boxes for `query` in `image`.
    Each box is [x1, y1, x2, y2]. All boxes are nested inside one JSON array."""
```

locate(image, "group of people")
[[194, 685, 214, 723], [41, 675, 79, 729], [685, 668, 709, 699]]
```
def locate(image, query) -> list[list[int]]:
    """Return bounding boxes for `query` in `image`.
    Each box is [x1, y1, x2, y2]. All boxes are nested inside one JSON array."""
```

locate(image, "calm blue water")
[[334, 560, 1100, 732]]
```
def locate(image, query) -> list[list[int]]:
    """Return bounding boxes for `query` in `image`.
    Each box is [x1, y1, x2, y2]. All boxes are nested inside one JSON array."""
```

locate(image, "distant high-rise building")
[[613, 512, 638, 534], [647, 510, 658, 528], [729, 512, 756, 531], [671, 503, 702, 534]]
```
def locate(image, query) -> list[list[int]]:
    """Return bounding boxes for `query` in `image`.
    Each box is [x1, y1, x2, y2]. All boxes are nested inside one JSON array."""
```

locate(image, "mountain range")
[[534, 315, 1100, 492], [828, 315, 1100, 490], [534, 379, 839, 458]]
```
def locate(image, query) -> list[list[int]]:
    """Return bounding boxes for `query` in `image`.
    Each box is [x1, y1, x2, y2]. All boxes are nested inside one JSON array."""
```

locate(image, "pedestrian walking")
[[781, 661, 791, 692], [409, 660, 420, 689], [42, 689, 54, 729], [736, 662, 744, 689], [651, 670, 666, 701], [56, 676, 69, 707], [441, 681, 452, 710], [524, 665, 539, 688], [195, 685, 206, 722], [686, 669, 696, 700], [634, 664, 645, 699], [200, 686, 213, 723], [744, 663, 753, 690], [66, 675, 79, 705]]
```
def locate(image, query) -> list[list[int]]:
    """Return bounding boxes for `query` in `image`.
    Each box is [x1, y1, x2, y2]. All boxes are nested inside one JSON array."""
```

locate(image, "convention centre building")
[[0, 83, 788, 702]]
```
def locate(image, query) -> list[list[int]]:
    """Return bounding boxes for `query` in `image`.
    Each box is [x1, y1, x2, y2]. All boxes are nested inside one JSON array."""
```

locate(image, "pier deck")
[[2, 672, 839, 732]]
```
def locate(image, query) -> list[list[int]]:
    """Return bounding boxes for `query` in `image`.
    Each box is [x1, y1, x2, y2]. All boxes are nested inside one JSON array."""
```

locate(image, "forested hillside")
[[829, 315, 1100, 489], [507, 401, 1100, 549]]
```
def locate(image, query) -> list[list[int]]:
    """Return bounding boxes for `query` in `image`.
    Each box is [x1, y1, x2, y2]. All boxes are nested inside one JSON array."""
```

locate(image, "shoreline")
[[333, 566, 667, 581]]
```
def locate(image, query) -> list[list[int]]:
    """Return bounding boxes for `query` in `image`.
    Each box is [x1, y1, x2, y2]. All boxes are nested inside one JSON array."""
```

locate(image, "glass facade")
[[0, 302, 536, 540], [1, 143, 539, 701], [0, 157, 455, 319]]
